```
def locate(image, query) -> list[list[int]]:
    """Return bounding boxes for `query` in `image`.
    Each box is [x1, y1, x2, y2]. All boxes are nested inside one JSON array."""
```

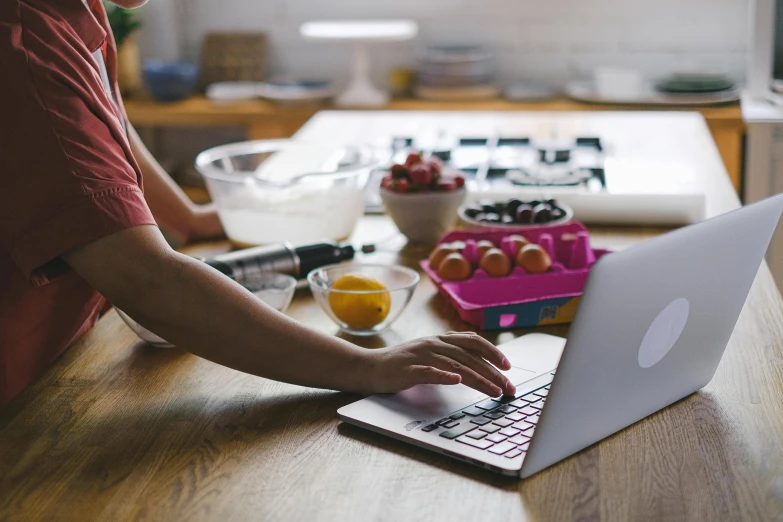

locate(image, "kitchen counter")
[[295, 111, 724, 226], [123, 96, 745, 193], [2, 144, 783, 520]]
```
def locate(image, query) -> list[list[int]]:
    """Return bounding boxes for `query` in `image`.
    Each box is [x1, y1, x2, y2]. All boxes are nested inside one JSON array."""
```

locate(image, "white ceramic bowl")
[[381, 187, 466, 244], [118, 272, 298, 348], [458, 200, 573, 230], [116, 308, 172, 348]]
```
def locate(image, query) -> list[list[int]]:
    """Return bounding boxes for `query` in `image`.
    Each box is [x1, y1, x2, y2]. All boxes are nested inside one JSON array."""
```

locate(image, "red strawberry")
[[404, 152, 422, 168], [409, 164, 432, 186], [395, 178, 410, 193], [427, 157, 443, 176], [454, 175, 465, 188], [390, 164, 408, 179], [381, 175, 394, 190]]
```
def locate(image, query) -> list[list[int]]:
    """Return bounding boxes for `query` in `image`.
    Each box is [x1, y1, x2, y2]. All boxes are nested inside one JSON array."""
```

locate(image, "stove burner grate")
[[507, 167, 604, 187], [389, 135, 606, 188]]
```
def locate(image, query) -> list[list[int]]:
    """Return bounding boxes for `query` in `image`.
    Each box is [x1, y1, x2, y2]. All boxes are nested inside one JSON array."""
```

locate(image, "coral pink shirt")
[[0, 0, 156, 406]]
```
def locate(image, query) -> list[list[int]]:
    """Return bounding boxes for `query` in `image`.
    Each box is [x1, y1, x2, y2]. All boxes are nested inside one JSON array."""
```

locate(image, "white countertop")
[[294, 110, 737, 222], [742, 92, 783, 123]]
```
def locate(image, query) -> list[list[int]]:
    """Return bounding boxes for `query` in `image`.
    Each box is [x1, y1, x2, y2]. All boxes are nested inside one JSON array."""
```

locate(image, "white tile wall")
[[138, 0, 751, 87]]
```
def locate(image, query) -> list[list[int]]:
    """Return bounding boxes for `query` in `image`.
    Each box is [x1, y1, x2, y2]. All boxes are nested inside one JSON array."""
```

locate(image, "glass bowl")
[[240, 272, 298, 313], [117, 272, 298, 348], [142, 60, 198, 102], [307, 263, 420, 336], [195, 139, 378, 247]]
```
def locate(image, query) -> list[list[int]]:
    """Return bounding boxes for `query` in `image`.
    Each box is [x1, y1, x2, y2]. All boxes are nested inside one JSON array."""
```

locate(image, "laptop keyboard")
[[420, 381, 552, 459]]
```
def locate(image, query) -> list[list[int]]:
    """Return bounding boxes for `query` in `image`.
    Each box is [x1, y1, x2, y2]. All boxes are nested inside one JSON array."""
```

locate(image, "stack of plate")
[[414, 45, 500, 100], [654, 73, 734, 94], [260, 76, 336, 105], [205, 76, 337, 105]]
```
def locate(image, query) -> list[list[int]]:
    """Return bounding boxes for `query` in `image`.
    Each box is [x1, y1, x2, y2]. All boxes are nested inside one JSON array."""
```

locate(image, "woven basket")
[[199, 32, 268, 90]]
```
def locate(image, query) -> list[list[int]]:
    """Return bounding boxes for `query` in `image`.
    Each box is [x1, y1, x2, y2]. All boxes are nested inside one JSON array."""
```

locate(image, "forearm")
[[130, 255, 368, 390], [66, 227, 514, 398], [128, 125, 222, 241], [68, 226, 370, 392]]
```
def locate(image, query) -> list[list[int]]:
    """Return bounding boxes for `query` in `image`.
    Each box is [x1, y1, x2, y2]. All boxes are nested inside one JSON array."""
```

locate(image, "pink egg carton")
[[420, 222, 612, 330]]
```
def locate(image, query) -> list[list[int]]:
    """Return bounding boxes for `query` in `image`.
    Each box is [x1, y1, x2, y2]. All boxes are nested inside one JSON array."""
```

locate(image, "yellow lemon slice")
[[328, 273, 391, 329]]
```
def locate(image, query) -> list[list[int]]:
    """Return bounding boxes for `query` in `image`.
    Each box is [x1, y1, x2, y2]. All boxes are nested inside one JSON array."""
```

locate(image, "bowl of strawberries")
[[380, 152, 467, 244]]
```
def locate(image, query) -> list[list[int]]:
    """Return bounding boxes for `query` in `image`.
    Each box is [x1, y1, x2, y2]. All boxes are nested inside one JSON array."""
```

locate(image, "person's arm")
[[63, 225, 516, 396], [127, 125, 223, 242]]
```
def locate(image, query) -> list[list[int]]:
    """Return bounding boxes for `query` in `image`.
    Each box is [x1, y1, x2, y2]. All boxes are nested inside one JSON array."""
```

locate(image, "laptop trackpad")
[[376, 366, 536, 419]]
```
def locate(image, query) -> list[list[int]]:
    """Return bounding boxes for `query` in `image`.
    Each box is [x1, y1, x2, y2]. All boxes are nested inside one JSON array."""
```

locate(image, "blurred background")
[[137, 0, 745, 85], [103, 0, 783, 298], [118, 0, 751, 185]]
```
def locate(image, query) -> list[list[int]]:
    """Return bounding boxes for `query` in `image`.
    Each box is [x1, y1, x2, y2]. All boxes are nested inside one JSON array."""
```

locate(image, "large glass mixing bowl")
[[195, 140, 378, 247]]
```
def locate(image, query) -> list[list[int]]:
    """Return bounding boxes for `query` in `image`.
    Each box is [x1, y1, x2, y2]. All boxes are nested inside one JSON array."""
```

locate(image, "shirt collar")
[[70, 0, 107, 53]]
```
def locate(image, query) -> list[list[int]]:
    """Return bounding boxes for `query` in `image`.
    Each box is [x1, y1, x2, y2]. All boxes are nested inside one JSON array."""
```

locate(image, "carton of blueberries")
[[421, 221, 612, 330]]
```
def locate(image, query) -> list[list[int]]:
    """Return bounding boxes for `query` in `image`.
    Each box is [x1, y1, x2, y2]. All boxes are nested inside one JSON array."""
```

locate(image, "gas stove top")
[[388, 135, 606, 189], [294, 111, 715, 226]]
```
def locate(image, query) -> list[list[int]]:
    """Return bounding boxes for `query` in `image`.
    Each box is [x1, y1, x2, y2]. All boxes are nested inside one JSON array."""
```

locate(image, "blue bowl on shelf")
[[142, 61, 198, 102]]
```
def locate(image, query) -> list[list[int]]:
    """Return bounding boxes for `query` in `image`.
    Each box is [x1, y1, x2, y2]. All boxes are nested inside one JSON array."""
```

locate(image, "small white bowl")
[[240, 272, 298, 313], [118, 272, 298, 348], [381, 187, 466, 244], [458, 201, 573, 230], [116, 308, 172, 348]]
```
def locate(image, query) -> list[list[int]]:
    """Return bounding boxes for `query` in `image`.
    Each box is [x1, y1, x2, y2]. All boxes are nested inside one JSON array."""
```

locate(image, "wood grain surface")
[[2, 145, 782, 521]]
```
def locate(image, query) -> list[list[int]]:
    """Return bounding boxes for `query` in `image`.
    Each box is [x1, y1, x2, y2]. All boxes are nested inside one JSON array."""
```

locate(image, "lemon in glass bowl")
[[328, 273, 392, 329], [308, 264, 419, 336]]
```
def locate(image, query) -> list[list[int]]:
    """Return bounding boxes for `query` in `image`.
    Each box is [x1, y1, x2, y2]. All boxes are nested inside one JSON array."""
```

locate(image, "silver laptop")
[[338, 194, 783, 477]]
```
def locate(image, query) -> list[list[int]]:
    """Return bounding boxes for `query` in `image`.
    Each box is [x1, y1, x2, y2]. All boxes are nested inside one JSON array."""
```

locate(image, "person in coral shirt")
[[0, 0, 515, 407]]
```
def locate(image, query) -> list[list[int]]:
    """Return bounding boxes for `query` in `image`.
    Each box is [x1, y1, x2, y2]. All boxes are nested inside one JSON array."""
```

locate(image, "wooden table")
[[2, 147, 782, 521], [124, 96, 746, 193]]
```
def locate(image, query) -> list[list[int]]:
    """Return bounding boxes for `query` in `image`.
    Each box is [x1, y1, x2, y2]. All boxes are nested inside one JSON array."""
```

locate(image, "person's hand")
[[186, 203, 224, 242], [358, 332, 516, 397]]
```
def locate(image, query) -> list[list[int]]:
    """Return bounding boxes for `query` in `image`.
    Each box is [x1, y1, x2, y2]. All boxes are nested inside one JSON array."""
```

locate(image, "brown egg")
[[449, 240, 467, 252], [507, 234, 531, 257], [516, 244, 552, 274], [429, 244, 457, 270], [479, 248, 512, 277], [476, 240, 496, 260], [438, 253, 473, 281]]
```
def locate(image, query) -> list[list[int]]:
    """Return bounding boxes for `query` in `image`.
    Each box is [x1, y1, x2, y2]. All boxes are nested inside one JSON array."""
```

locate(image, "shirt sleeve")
[[0, 0, 156, 287]]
